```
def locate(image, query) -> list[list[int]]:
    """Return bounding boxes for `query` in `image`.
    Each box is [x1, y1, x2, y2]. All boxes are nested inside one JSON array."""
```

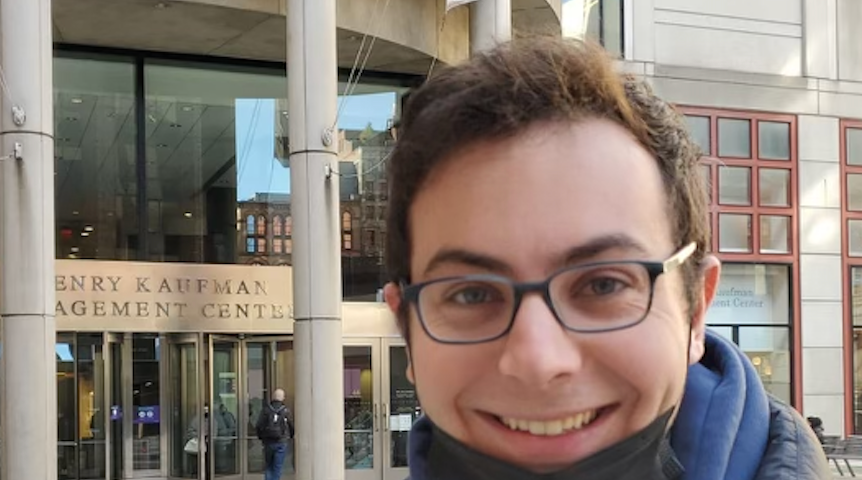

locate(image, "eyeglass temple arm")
[[663, 242, 697, 273]]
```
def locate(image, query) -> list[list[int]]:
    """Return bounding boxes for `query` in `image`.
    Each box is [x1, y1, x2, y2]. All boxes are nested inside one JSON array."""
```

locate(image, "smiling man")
[[382, 37, 830, 480]]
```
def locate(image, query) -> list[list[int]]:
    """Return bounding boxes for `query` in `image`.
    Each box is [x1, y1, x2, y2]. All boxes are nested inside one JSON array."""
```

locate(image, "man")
[[255, 388, 294, 480], [382, 36, 830, 479]]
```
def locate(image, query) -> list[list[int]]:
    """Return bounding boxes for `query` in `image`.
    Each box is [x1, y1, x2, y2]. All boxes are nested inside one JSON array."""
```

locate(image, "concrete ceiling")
[[53, 0, 560, 75]]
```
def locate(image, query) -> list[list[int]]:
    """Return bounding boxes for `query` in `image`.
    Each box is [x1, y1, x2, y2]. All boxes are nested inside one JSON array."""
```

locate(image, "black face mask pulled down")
[[426, 410, 682, 480]]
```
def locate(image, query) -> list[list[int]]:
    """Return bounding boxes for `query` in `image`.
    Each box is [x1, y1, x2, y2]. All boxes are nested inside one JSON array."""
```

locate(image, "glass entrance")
[[168, 334, 202, 480], [243, 338, 295, 480], [344, 339, 420, 480], [210, 337, 241, 479]]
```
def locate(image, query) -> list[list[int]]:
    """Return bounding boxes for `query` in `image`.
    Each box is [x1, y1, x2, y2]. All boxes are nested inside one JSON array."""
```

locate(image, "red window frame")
[[679, 106, 802, 409], [841, 119, 862, 433]]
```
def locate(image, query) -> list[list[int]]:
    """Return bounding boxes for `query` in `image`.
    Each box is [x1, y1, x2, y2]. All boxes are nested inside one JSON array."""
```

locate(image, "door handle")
[[374, 403, 379, 432], [383, 403, 389, 432]]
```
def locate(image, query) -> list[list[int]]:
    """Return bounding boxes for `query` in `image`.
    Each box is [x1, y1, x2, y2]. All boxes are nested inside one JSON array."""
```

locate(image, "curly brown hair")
[[386, 36, 708, 337]]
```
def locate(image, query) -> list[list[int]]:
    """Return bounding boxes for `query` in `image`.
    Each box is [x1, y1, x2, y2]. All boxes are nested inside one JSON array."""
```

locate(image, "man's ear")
[[383, 282, 415, 384], [689, 255, 721, 365]]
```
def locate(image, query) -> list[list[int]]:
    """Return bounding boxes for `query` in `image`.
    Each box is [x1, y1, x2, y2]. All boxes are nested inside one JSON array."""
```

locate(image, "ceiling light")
[[71, 98, 83, 104], [81, 232, 90, 237], [181, 106, 193, 112], [184, 212, 193, 218], [84, 225, 94, 232], [156, 143, 168, 148], [72, 211, 79, 215], [70, 247, 79, 253], [170, 123, 182, 128]]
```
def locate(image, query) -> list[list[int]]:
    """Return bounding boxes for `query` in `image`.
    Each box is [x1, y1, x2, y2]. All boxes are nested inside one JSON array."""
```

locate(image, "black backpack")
[[258, 404, 293, 440]]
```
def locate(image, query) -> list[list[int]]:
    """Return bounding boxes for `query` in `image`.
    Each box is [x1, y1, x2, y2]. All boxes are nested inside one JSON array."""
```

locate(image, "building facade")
[[7, 0, 862, 479]]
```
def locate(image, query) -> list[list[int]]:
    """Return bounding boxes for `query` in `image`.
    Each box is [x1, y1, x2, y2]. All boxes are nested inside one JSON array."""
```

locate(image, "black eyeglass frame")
[[399, 243, 698, 345]]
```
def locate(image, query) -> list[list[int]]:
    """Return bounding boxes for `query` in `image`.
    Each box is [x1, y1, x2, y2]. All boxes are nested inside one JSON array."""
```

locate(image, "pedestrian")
[[255, 388, 294, 480], [381, 35, 831, 479]]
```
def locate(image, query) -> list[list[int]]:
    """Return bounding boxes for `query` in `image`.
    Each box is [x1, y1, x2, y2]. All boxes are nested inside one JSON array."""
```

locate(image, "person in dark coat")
[[255, 388, 294, 480], [380, 35, 830, 480]]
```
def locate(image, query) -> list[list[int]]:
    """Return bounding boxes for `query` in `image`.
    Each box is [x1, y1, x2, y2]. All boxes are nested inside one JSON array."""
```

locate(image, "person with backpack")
[[255, 388, 294, 480]]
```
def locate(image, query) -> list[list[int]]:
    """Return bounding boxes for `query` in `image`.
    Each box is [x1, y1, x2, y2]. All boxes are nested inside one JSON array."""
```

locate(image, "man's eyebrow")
[[421, 235, 651, 278], [422, 249, 512, 277], [559, 234, 651, 265]]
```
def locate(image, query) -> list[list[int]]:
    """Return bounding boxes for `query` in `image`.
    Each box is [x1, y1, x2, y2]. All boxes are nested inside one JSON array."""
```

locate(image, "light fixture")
[[170, 123, 182, 128], [72, 211, 79, 215], [70, 247, 79, 253], [156, 143, 168, 148], [184, 212, 193, 218], [70, 98, 83, 104], [81, 232, 90, 237], [181, 105, 193, 112], [84, 225, 94, 232]]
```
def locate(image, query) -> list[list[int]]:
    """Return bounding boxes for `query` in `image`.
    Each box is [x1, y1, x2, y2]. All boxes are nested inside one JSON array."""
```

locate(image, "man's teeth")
[[500, 410, 598, 436]]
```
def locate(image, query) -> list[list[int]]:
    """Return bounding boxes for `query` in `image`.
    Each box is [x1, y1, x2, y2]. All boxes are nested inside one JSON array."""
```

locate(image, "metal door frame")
[[104, 333, 124, 480], [343, 338, 382, 480], [381, 338, 411, 480], [241, 336, 295, 480], [209, 335, 243, 480], [166, 333, 204, 480]]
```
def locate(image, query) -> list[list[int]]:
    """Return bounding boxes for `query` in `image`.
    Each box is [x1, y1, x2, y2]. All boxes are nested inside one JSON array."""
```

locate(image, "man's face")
[[385, 119, 720, 472]]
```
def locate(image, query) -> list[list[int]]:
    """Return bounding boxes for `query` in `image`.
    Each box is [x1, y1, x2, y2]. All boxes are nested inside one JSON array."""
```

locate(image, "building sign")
[[54, 260, 294, 325], [705, 264, 789, 326]]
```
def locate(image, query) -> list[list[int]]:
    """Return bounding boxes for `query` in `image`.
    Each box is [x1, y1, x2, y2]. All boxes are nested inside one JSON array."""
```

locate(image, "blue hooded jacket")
[[406, 330, 830, 480]]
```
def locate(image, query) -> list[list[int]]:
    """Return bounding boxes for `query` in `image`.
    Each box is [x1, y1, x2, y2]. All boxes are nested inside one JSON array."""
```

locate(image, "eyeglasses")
[[400, 243, 697, 344]]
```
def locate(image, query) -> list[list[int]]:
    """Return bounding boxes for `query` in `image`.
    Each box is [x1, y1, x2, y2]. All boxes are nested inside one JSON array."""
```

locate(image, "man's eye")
[[448, 286, 500, 305], [587, 278, 626, 296]]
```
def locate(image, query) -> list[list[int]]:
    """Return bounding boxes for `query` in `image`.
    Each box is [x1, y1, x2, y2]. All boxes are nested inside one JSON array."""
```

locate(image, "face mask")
[[427, 409, 681, 480]]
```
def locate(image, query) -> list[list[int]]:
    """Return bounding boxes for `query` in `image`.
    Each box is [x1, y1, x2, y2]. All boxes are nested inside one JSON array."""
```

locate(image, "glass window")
[[849, 174, 862, 211], [344, 233, 353, 251], [718, 118, 751, 158], [54, 54, 137, 261], [274, 238, 283, 254], [760, 215, 790, 254], [718, 214, 751, 253], [718, 166, 751, 205], [850, 220, 862, 257], [145, 60, 287, 264], [273, 216, 283, 236], [852, 268, 862, 327], [56, 334, 107, 480], [739, 327, 791, 404], [389, 346, 420, 468], [853, 330, 862, 432], [758, 121, 791, 160], [257, 238, 266, 254], [285, 238, 293, 254], [342, 211, 352, 232], [344, 346, 374, 470], [848, 128, 862, 166], [561, 0, 624, 57], [285, 216, 292, 236], [256, 215, 266, 236], [707, 264, 791, 325], [685, 115, 711, 156], [759, 168, 790, 207], [246, 238, 254, 253], [132, 335, 161, 471]]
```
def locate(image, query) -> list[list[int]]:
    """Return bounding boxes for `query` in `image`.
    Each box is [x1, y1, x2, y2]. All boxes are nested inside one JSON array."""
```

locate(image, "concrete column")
[[797, 115, 845, 437], [470, 0, 512, 54], [286, 0, 344, 478], [0, 0, 57, 479]]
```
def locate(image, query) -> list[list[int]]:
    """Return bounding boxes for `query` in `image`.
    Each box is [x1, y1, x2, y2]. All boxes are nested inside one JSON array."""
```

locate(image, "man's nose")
[[497, 293, 585, 388]]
